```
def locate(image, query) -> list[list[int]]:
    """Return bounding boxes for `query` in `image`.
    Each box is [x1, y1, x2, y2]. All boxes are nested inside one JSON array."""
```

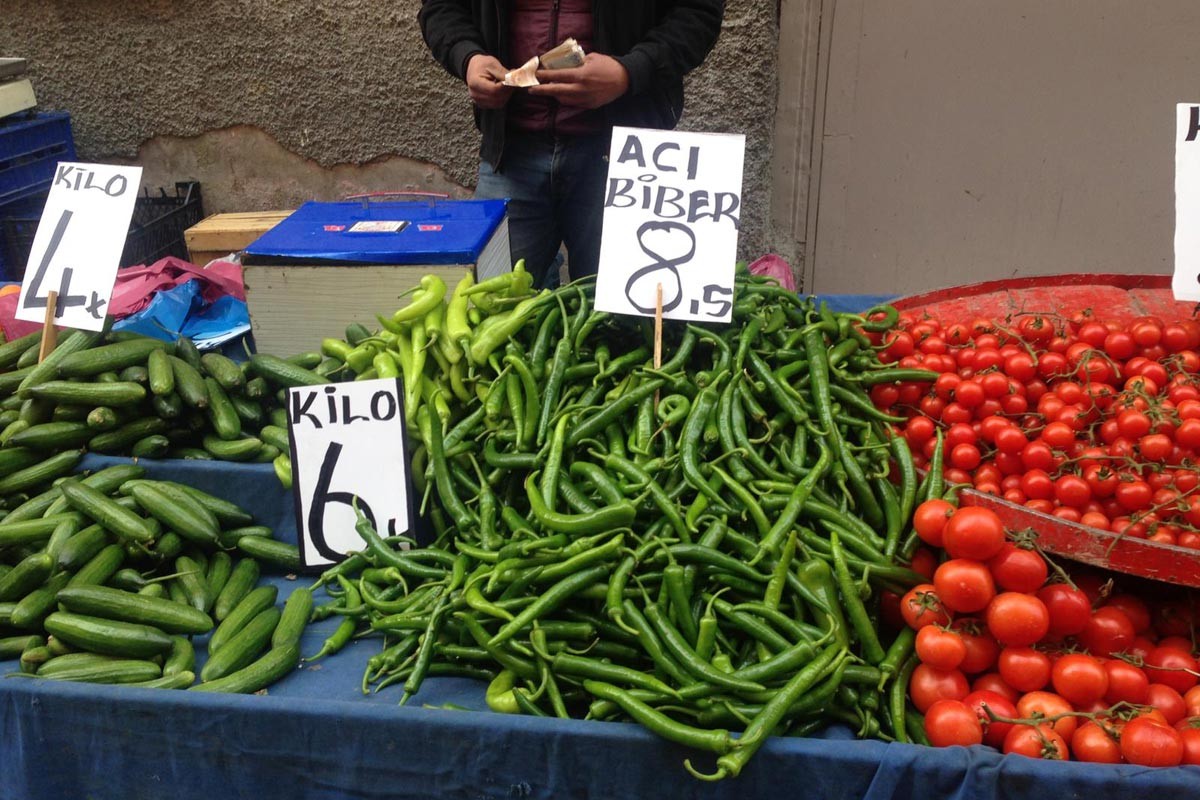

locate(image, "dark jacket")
[[418, 0, 725, 169]]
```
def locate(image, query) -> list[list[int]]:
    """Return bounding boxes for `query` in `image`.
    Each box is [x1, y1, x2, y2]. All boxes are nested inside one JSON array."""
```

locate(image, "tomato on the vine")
[[985, 593, 1050, 647], [1003, 724, 1068, 760], [1121, 717, 1183, 767], [923, 700, 984, 747]]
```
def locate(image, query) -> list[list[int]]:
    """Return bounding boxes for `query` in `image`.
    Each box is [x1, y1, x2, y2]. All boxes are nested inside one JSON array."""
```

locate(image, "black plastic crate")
[[0, 181, 203, 281]]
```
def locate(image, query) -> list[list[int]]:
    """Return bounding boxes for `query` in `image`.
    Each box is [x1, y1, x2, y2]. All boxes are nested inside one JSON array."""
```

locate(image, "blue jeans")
[[475, 132, 610, 288]]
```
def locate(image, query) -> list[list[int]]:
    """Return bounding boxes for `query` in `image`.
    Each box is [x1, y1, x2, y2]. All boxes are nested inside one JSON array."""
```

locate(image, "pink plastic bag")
[[748, 254, 795, 292]]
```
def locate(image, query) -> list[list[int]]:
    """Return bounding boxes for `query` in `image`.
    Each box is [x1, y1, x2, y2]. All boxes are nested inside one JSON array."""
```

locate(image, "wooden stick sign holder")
[[37, 290, 58, 363]]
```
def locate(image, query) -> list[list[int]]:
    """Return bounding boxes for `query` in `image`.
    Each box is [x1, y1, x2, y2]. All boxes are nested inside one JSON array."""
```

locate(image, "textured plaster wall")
[[0, 0, 778, 258]]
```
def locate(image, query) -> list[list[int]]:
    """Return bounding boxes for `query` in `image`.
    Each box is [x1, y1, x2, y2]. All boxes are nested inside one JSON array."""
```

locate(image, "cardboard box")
[[184, 210, 291, 266]]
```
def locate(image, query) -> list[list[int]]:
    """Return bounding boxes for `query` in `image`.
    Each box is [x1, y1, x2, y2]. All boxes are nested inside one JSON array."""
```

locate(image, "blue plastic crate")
[[0, 111, 76, 208], [0, 189, 48, 280]]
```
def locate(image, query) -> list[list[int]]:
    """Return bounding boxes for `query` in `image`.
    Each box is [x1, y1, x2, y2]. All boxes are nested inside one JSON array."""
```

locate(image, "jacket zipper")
[[549, 0, 560, 139]]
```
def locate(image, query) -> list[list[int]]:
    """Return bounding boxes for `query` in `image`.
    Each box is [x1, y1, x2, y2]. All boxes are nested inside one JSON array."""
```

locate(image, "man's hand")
[[465, 54, 513, 109], [528, 53, 630, 109]]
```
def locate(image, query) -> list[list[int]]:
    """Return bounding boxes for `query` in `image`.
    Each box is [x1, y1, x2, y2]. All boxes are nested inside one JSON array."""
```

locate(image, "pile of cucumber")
[[0, 326, 333, 494], [0, 463, 307, 692]]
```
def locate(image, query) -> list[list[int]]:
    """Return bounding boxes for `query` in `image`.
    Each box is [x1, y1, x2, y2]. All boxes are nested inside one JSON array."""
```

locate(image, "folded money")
[[503, 38, 586, 87]]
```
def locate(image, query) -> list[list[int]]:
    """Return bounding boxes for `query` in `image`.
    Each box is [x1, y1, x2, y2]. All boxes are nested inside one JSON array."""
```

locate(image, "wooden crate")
[[184, 210, 292, 265]]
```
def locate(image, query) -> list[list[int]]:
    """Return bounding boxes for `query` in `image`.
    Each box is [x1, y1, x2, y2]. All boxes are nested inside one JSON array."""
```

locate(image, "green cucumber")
[[86, 406, 120, 431], [202, 434, 262, 461], [130, 434, 170, 458], [204, 377, 242, 441], [66, 543, 125, 587], [163, 636, 195, 676], [237, 536, 301, 571], [252, 444, 281, 463], [0, 409, 18, 427], [9, 572, 71, 628], [119, 365, 150, 385], [269, 408, 288, 429], [138, 582, 166, 599], [166, 482, 253, 527], [272, 587, 313, 649], [249, 353, 330, 388], [0, 513, 82, 547], [213, 558, 260, 621], [44, 611, 173, 658], [59, 480, 155, 543], [0, 601, 17, 625], [128, 670, 194, 689], [57, 524, 111, 571], [206, 551, 233, 597], [95, 371, 121, 384], [18, 397, 54, 425], [151, 531, 184, 561], [273, 454, 292, 490], [285, 351, 323, 369], [151, 393, 184, 420], [209, 584, 277, 654], [38, 464, 146, 519], [45, 517, 82, 563], [244, 376, 269, 399], [8, 421, 94, 450], [46, 635, 75, 656], [128, 482, 219, 546], [200, 607, 281, 682], [169, 355, 208, 409], [170, 447, 214, 461], [200, 352, 244, 392], [0, 447, 43, 479], [0, 634, 45, 659], [36, 652, 163, 684], [27, 380, 146, 407], [56, 339, 171, 378], [173, 555, 212, 613], [229, 395, 264, 427], [0, 449, 83, 495], [0, 551, 53, 601], [175, 337, 202, 370], [0, 366, 35, 396], [107, 568, 148, 592], [258, 425, 291, 453], [0, 419, 30, 446], [51, 403, 92, 422], [21, 644, 53, 673], [147, 348, 175, 396], [57, 585, 214, 635], [16, 345, 41, 369], [345, 323, 371, 345], [189, 641, 299, 694], [17, 329, 103, 398], [0, 331, 44, 370], [217, 525, 273, 549], [88, 417, 169, 453]]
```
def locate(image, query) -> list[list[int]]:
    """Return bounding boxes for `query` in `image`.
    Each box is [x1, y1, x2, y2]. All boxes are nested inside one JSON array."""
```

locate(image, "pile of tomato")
[[869, 309, 1200, 545], [899, 501, 1200, 765]]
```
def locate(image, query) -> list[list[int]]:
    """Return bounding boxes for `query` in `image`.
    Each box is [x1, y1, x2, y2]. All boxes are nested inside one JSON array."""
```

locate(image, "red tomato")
[[913, 500, 955, 548], [1003, 724, 1068, 760], [942, 507, 1006, 561], [1179, 724, 1200, 766], [1071, 721, 1123, 764], [1145, 646, 1200, 695], [954, 620, 1000, 674], [1104, 660, 1150, 705], [1050, 653, 1109, 707], [934, 559, 997, 614], [997, 647, 1051, 693], [1146, 683, 1188, 726], [900, 584, 952, 631], [1121, 717, 1183, 767], [972, 672, 1020, 703], [986, 593, 1050, 647], [1079, 607, 1135, 657], [963, 689, 1018, 749], [1185, 685, 1200, 717], [1016, 691, 1078, 740], [924, 699, 984, 748], [1104, 594, 1152, 634], [987, 544, 1048, 593], [916, 625, 967, 671], [909, 664, 970, 713]]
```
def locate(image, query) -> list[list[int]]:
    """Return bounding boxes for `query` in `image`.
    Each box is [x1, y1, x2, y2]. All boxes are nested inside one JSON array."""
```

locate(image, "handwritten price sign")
[[16, 163, 142, 331], [595, 128, 745, 323]]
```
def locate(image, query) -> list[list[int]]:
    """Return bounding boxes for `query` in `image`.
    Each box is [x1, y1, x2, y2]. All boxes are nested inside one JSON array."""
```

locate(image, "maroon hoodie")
[[507, 0, 602, 136]]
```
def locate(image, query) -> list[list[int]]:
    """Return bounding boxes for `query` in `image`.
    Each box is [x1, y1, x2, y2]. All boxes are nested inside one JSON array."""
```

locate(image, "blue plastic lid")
[[242, 199, 508, 265]]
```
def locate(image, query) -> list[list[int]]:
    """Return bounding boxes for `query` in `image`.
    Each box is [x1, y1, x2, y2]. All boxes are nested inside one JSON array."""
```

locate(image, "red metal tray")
[[890, 272, 1197, 325], [960, 490, 1200, 589], [892, 273, 1200, 587]]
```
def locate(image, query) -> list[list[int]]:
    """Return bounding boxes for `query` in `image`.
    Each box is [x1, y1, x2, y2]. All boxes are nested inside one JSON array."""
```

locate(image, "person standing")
[[418, 1, 725, 288]]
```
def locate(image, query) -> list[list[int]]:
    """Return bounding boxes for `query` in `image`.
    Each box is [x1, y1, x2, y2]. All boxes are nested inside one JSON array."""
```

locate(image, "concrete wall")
[[0, 0, 777, 259], [810, 0, 1200, 295]]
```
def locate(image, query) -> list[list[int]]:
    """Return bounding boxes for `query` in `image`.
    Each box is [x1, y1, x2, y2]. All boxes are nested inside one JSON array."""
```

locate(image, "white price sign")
[[15, 162, 143, 331], [287, 379, 412, 569], [1175, 104, 1200, 302], [595, 127, 745, 323]]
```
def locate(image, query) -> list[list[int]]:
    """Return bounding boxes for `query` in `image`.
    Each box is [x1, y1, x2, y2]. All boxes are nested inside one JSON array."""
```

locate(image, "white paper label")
[[348, 220, 409, 233], [288, 379, 412, 569], [595, 127, 745, 323], [1175, 103, 1200, 302], [15, 162, 142, 331]]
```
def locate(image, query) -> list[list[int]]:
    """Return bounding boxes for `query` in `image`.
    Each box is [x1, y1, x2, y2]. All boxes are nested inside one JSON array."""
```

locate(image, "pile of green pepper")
[[309, 265, 938, 780]]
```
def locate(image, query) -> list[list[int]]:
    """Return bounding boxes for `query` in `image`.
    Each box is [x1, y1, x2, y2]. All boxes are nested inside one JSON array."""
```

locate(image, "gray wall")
[[0, 0, 777, 259], [810, 0, 1200, 295]]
